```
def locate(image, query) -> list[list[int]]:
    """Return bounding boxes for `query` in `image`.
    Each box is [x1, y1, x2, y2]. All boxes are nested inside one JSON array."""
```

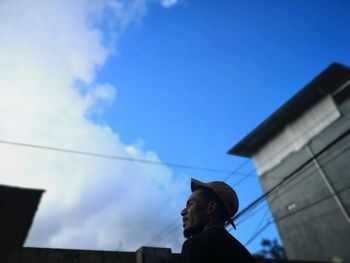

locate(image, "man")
[[181, 178, 255, 263]]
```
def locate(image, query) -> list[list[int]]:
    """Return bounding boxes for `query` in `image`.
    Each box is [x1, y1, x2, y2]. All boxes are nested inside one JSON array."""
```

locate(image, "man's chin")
[[183, 228, 192, 238], [183, 226, 202, 238]]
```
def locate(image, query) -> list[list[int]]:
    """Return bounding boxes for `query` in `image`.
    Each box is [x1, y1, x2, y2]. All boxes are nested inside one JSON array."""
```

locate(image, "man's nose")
[[181, 208, 187, 216]]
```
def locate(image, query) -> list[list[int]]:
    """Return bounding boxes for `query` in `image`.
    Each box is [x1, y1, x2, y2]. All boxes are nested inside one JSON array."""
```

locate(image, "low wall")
[[1, 247, 176, 263], [1, 247, 328, 263]]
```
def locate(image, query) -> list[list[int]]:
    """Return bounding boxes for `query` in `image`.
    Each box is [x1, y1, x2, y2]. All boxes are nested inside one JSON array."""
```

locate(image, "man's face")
[[181, 190, 209, 238]]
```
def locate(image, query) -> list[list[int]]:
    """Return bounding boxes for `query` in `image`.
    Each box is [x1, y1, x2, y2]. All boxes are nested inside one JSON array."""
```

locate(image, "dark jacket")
[[181, 226, 255, 263]]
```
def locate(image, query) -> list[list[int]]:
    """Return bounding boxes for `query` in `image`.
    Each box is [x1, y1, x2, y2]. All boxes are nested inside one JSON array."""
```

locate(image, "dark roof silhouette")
[[228, 63, 350, 157], [0, 185, 44, 249]]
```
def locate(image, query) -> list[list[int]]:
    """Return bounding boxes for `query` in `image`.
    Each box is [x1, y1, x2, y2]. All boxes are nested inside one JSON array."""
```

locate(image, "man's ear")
[[207, 201, 218, 215]]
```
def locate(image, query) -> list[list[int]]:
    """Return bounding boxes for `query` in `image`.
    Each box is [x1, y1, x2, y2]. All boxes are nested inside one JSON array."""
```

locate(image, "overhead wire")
[[223, 159, 250, 181], [229, 100, 344, 183], [230, 162, 311, 230], [221, 125, 350, 236], [227, 127, 350, 228], [0, 139, 253, 177], [241, 123, 350, 245], [230, 184, 282, 232], [149, 217, 181, 244], [3, 102, 345, 245], [236, 185, 283, 242], [148, 159, 252, 244], [275, 184, 350, 222], [149, 118, 350, 245], [244, 183, 350, 247], [241, 139, 350, 244], [0, 138, 254, 245], [151, 220, 181, 244], [244, 220, 272, 247], [240, 108, 341, 188], [231, 170, 256, 188], [152, 167, 258, 244]]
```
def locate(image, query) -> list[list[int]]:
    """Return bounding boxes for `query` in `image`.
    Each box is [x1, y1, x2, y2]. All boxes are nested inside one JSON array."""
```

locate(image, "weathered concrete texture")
[[1, 247, 329, 263], [2, 247, 182, 263], [3, 247, 135, 263], [259, 98, 350, 262], [136, 247, 172, 263]]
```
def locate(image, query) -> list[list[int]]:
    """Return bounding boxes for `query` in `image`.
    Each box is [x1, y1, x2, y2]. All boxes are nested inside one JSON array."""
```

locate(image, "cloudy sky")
[[0, 0, 186, 251], [1, 0, 350, 254]]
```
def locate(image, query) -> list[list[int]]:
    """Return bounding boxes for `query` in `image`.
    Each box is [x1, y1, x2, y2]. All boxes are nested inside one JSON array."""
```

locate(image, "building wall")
[[258, 97, 350, 262], [0, 247, 327, 263], [1, 247, 177, 263], [253, 95, 341, 176]]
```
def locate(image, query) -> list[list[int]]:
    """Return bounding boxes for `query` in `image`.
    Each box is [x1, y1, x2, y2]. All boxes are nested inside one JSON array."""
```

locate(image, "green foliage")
[[254, 238, 287, 260]]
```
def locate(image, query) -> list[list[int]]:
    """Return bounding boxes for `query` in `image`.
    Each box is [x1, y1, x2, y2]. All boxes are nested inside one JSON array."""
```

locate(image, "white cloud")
[[161, 0, 179, 8], [0, 0, 187, 252]]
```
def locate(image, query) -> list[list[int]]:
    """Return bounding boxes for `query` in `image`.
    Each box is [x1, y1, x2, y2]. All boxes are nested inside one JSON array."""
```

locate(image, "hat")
[[191, 178, 239, 229]]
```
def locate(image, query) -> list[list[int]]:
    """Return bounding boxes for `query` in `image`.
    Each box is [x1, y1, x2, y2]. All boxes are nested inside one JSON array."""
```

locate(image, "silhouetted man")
[[181, 178, 255, 263]]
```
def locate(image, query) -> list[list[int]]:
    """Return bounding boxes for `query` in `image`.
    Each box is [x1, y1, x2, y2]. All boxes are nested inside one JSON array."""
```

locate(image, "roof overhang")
[[0, 185, 44, 250], [228, 63, 350, 157]]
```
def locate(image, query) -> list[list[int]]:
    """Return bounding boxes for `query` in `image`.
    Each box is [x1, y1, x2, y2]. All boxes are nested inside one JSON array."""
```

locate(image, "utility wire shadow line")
[[239, 128, 350, 245], [149, 102, 350, 245], [0, 139, 253, 177], [244, 183, 350, 247], [148, 126, 350, 245], [227, 108, 346, 211], [225, 126, 350, 229], [148, 158, 252, 244], [148, 118, 350, 247]]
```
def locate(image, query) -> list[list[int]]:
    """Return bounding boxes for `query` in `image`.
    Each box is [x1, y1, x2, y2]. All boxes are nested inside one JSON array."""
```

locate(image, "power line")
[[227, 111, 350, 228], [147, 115, 350, 245], [150, 128, 350, 244], [0, 139, 253, 176], [148, 159, 252, 244], [275, 184, 350, 222], [231, 170, 256, 187], [228, 128, 350, 228], [152, 221, 182, 244], [154, 170, 257, 243], [238, 187, 283, 242], [244, 220, 273, 247], [227, 117, 343, 229], [233, 185, 282, 231], [230, 134, 350, 237], [223, 159, 250, 181], [151, 169, 259, 244], [232, 160, 313, 230], [227, 184, 279, 233], [244, 183, 350, 247], [0, 137, 254, 245], [149, 217, 180, 243]]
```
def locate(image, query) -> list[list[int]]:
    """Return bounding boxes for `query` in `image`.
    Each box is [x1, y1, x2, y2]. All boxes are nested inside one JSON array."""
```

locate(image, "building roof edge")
[[228, 62, 350, 157]]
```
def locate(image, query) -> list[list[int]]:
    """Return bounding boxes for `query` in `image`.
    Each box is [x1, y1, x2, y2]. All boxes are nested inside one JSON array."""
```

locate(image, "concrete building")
[[228, 63, 350, 262], [0, 185, 44, 261], [0, 246, 326, 263]]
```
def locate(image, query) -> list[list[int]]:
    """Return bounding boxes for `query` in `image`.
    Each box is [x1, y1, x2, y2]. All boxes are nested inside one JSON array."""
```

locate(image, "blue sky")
[[1, 0, 350, 254], [96, 0, 350, 250], [99, 0, 350, 167]]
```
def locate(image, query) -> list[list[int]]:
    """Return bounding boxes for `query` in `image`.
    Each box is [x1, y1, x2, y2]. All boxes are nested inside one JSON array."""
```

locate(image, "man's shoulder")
[[184, 226, 233, 247], [182, 232, 210, 250], [181, 230, 256, 263], [204, 227, 256, 262], [181, 235, 211, 262]]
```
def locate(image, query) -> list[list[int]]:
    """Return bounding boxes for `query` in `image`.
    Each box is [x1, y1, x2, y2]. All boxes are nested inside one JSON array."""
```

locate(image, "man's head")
[[181, 178, 239, 238]]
